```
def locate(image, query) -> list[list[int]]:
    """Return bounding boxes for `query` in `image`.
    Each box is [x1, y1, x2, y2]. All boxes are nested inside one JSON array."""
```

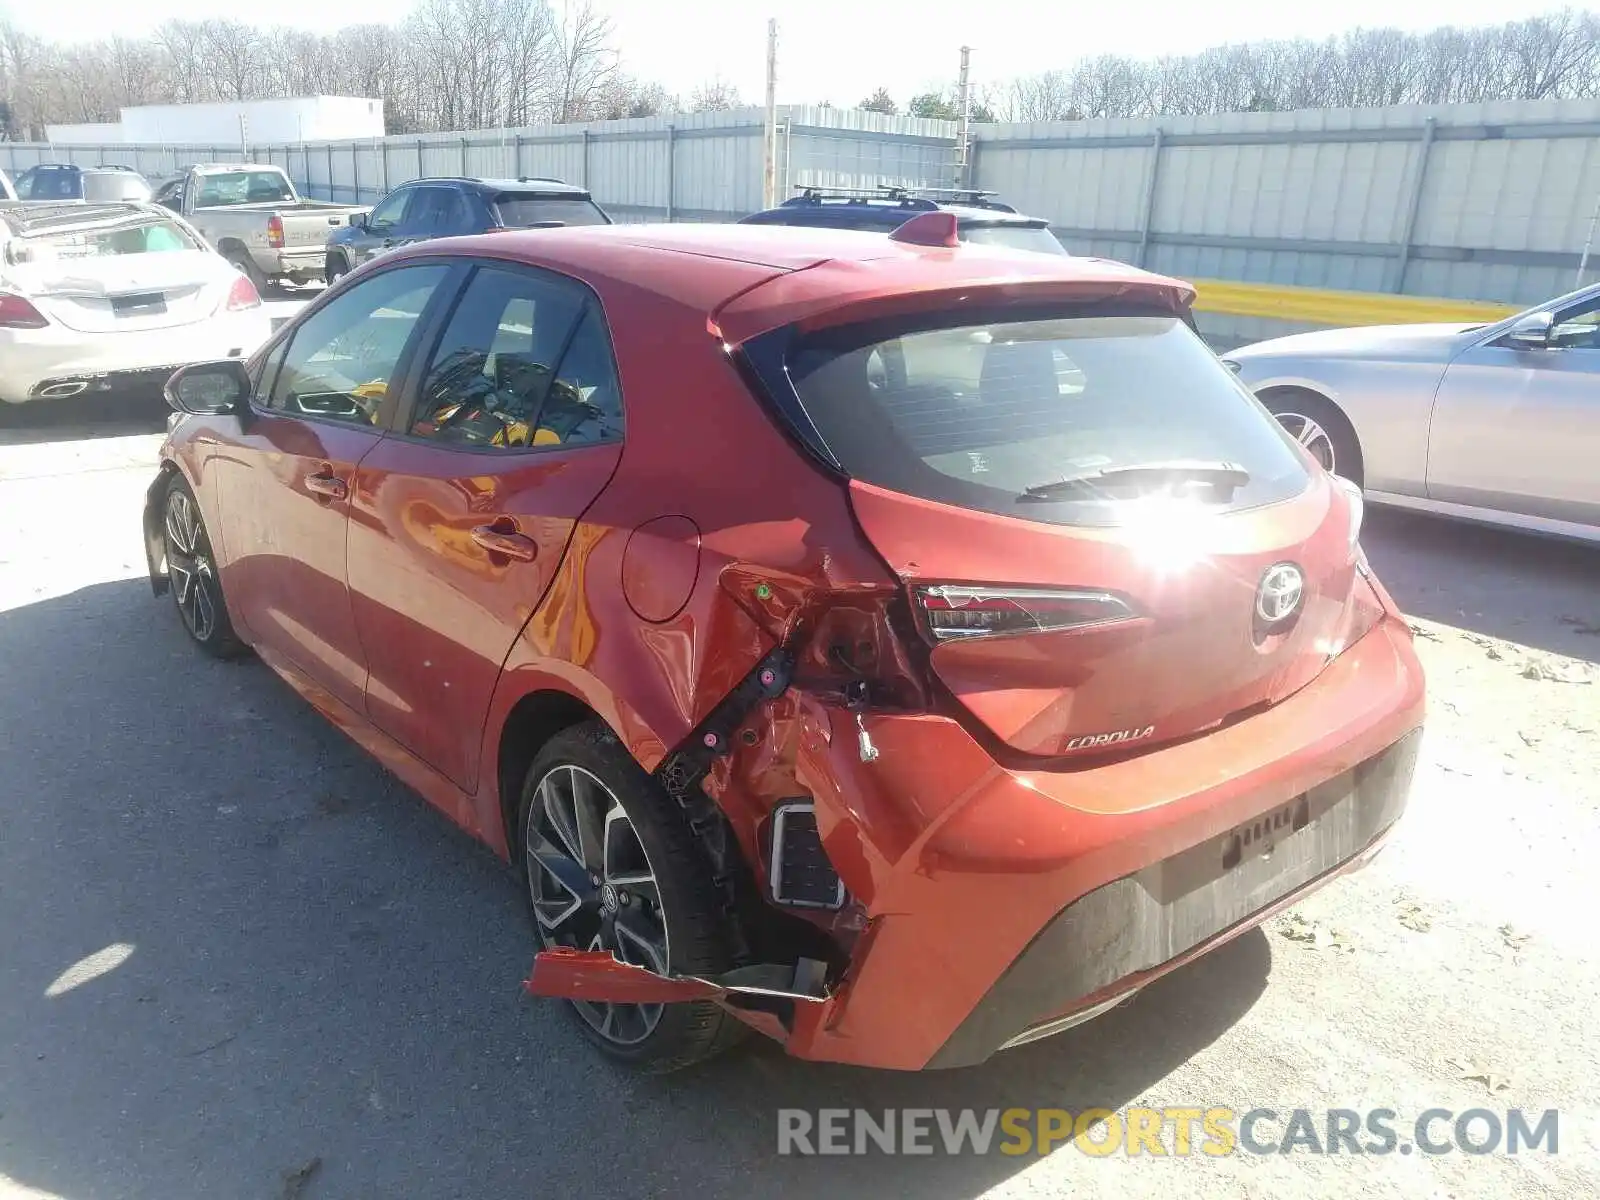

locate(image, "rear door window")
[[406, 265, 623, 449], [783, 313, 1310, 528]]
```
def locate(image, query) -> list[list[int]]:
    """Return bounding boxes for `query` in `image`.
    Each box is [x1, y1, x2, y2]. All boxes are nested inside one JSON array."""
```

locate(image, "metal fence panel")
[[6, 97, 1598, 306]]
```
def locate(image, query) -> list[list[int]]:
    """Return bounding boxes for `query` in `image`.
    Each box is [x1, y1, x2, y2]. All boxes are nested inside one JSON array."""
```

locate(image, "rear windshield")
[[194, 171, 294, 207], [491, 194, 609, 228], [784, 313, 1310, 528], [29, 218, 201, 260], [961, 223, 1067, 256]]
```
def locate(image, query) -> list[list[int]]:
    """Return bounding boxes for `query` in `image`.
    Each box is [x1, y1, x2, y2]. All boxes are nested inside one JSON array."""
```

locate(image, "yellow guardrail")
[[1189, 279, 1521, 326]]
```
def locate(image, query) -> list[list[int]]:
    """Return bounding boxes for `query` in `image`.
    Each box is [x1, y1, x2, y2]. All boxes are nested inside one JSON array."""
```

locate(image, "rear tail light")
[[1333, 474, 1364, 557], [915, 585, 1137, 641], [0, 292, 48, 329], [266, 215, 285, 249], [225, 274, 261, 311]]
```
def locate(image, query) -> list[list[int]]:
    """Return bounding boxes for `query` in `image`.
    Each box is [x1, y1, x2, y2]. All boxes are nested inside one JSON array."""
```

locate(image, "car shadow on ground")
[[0, 579, 1270, 1200], [0, 389, 170, 446], [1362, 507, 1600, 663]]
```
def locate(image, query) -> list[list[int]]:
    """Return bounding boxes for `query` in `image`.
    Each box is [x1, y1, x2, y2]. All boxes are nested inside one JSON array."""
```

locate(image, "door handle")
[[305, 470, 348, 501], [471, 521, 537, 562]]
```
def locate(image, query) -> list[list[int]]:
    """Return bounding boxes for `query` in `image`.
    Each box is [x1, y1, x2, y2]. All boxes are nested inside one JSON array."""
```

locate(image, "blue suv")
[[325, 176, 611, 282], [740, 186, 1068, 255]]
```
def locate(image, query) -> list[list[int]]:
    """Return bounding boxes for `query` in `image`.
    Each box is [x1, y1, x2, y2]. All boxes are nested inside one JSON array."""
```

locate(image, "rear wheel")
[[1262, 389, 1363, 487], [163, 478, 246, 659], [517, 721, 744, 1073]]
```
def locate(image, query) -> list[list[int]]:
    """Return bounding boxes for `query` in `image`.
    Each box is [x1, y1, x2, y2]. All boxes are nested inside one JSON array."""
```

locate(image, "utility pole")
[[955, 46, 972, 189], [239, 114, 249, 161], [763, 18, 779, 209], [1576, 183, 1600, 290]]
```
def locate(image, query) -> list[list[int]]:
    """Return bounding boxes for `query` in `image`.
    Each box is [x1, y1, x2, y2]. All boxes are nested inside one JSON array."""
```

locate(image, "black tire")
[[163, 476, 247, 659], [324, 253, 349, 286], [1262, 388, 1364, 488], [226, 250, 270, 298], [517, 720, 744, 1073]]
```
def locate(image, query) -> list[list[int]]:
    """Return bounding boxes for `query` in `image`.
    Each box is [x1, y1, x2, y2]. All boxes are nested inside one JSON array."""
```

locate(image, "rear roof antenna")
[[888, 211, 961, 248]]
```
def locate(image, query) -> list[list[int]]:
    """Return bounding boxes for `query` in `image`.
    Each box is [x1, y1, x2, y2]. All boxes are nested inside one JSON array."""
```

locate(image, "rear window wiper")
[[1020, 460, 1251, 501]]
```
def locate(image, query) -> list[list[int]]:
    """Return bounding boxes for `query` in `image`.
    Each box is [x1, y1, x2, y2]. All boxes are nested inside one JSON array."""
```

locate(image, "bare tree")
[[689, 78, 741, 113], [198, 20, 267, 102], [548, 0, 616, 122]]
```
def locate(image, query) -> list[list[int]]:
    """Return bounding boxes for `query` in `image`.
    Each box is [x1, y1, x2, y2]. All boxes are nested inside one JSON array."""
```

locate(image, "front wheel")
[[517, 721, 744, 1073], [324, 253, 349, 286], [163, 478, 246, 659], [1262, 389, 1364, 488]]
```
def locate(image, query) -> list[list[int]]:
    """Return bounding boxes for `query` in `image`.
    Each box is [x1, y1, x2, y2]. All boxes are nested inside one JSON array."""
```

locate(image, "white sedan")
[[0, 202, 271, 406]]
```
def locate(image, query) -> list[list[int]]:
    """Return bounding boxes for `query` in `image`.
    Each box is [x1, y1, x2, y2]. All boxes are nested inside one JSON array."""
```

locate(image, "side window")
[[399, 187, 444, 235], [407, 267, 623, 450], [254, 337, 290, 406], [367, 189, 411, 234], [268, 264, 449, 424], [432, 188, 473, 236], [1551, 295, 1600, 351]]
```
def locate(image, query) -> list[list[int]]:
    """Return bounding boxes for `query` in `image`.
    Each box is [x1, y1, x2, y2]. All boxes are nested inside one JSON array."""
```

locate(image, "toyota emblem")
[[1256, 563, 1305, 624]]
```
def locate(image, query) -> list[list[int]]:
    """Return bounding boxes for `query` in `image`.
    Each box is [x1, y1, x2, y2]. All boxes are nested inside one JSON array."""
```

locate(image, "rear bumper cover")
[[0, 311, 270, 404], [926, 726, 1419, 1067]]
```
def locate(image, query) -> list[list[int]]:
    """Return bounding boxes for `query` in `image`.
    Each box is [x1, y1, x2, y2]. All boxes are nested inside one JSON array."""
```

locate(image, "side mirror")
[[349, 211, 368, 230], [1505, 312, 1554, 350], [165, 360, 250, 415]]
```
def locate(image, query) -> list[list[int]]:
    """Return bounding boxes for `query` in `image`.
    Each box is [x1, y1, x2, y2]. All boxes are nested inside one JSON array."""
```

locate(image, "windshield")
[[785, 312, 1310, 528], [29, 218, 201, 260], [961, 223, 1068, 256], [491, 194, 610, 228], [194, 171, 294, 207]]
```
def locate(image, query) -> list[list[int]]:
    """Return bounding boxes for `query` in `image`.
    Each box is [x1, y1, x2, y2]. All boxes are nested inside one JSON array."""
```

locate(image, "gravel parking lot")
[[1, 397, 1596, 1200]]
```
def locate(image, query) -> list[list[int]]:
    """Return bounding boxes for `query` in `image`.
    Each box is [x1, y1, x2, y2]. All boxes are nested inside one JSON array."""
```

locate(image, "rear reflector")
[[225, 275, 261, 311], [916, 584, 1137, 641], [266, 215, 285, 249], [0, 292, 48, 329]]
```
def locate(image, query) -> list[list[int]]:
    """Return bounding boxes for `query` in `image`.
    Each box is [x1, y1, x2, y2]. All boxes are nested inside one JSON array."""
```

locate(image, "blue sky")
[[9, 0, 1575, 107]]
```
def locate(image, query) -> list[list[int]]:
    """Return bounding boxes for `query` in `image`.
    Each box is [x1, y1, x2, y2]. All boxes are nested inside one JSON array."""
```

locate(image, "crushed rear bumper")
[[527, 616, 1425, 1070]]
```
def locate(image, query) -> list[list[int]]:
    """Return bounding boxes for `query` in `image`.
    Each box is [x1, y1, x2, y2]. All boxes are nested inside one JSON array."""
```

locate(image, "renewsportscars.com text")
[[776, 1107, 1560, 1157]]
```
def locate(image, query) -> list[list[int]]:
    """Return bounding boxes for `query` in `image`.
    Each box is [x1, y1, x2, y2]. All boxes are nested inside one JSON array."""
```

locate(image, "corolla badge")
[[1256, 562, 1305, 624]]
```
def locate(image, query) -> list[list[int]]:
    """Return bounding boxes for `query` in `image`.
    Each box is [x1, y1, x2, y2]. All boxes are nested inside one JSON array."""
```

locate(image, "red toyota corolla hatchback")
[[146, 216, 1424, 1073]]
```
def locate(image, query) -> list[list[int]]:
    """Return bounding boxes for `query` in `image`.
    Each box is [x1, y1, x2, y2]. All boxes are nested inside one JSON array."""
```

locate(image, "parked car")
[[0, 202, 270, 406], [741, 185, 1069, 256], [151, 163, 369, 291], [324, 176, 611, 282], [14, 163, 153, 204], [144, 216, 1423, 1073], [1224, 281, 1600, 542]]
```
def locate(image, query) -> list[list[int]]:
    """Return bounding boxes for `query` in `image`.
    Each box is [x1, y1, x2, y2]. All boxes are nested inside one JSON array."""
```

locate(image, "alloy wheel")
[[1275, 411, 1337, 473], [526, 764, 670, 1046], [165, 489, 218, 642]]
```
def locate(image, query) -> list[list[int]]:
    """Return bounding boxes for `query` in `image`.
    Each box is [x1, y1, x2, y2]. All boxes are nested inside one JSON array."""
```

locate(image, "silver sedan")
[[1223, 283, 1600, 542]]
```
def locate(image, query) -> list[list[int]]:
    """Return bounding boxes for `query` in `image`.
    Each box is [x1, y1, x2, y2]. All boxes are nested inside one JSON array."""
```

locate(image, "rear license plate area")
[[1220, 794, 1310, 871], [112, 293, 166, 317]]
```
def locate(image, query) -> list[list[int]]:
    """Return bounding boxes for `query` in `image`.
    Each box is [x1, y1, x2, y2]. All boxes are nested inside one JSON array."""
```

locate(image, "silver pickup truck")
[[152, 164, 369, 290]]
